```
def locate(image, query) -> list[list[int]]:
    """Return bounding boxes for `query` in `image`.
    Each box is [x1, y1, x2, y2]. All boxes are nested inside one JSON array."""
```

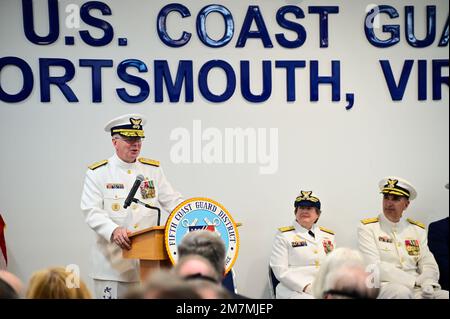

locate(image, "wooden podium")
[[122, 226, 172, 282]]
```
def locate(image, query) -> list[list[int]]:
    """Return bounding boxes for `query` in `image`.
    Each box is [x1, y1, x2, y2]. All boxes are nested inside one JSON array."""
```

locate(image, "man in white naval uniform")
[[81, 114, 184, 299], [270, 191, 336, 299], [358, 177, 449, 299]]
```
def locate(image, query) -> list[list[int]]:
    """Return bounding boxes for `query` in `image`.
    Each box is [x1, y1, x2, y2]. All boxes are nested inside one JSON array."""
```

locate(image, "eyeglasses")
[[113, 137, 144, 144]]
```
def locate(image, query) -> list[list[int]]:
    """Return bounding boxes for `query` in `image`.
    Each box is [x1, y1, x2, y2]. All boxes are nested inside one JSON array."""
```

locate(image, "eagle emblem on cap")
[[298, 191, 319, 202], [130, 118, 142, 129], [386, 179, 398, 188]]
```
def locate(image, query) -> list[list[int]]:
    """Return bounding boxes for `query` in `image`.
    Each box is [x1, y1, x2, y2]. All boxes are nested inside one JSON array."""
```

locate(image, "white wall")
[[0, 0, 448, 298]]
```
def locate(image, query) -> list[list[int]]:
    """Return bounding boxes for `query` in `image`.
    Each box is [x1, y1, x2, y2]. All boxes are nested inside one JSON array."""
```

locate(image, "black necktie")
[[308, 230, 315, 239]]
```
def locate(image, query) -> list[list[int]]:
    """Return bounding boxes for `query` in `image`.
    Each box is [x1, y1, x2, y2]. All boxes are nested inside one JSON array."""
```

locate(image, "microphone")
[[123, 174, 144, 209]]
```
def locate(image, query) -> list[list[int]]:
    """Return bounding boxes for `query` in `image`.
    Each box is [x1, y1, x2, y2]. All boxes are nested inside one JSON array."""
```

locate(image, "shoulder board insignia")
[[407, 218, 425, 229], [361, 217, 379, 225], [138, 158, 160, 167], [278, 226, 295, 233], [88, 160, 108, 170], [319, 226, 335, 235]]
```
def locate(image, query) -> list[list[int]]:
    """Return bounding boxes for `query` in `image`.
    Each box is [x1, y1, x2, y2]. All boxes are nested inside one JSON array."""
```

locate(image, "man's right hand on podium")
[[111, 227, 132, 250]]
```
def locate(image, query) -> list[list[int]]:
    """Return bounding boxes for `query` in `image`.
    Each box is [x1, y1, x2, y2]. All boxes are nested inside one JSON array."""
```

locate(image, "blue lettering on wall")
[[79, 1, 114, 47], [405, 6, 436, 48], [157, 3, 191, 48], [0, 57, 34, 103], [79, 59, 113, 102], [236, 6, 273, 48], [308, 6, 339, 48], [154, 60, 194, 103], [197, 5, 234, 48], [241, 60, 272, 103], [275, 6, 307, 49], [116, 59, 149, 104], [39, 58, 78, 102], [310, 60, 341, 102], [275, 60, 306, 102], [365, 5, 400, 48], [198, 60, 236, 102], [22, 0, 59, 45]]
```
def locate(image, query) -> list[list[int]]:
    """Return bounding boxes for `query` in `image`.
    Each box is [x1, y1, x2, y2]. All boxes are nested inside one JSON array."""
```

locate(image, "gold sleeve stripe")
[[88, 160, 108, 170]]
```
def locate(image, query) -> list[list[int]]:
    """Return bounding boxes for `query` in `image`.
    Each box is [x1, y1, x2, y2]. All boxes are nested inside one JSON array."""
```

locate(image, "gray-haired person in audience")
[[313, 247, 380, 299], [141, 270, 202, 299], [177, 230, 249, 299], [174, 254, 230, 299]]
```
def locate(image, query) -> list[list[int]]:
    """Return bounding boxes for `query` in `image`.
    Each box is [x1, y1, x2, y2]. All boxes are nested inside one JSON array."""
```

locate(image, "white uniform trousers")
[[379, 283, 449, 299]]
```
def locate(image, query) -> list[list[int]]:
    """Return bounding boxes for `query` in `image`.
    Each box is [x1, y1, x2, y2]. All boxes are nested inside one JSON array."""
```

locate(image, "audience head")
[[0, 270, 24, 298], [177, 230, 226, 277], [187, 278, 231, 299], [313, 247, 379, 299], [0, 278, 19, 299], [142, 270, 202, 299], [26, 267, 92, 299], [174, 254, 222, 283]]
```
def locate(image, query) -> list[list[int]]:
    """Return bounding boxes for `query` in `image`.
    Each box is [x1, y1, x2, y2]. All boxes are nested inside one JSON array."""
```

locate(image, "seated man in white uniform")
[[270, 191, 336, 299], [358, 177, 449, 299], [80, 114, 184, 299]]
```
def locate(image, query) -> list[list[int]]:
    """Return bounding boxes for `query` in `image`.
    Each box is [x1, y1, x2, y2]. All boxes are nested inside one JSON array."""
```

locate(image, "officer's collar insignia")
[[130, 118, 142, 129], [165, 198, 240, 275]]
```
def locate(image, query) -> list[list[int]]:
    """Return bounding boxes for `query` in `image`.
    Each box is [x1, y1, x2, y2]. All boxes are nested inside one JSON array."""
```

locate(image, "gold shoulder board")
[[139, 157, 160, 167], [407, 218, 425, 229], [319, 226, 335, 235], [88, 160, 108, 170], [361, 217, 379, 225], [278, 226, 295, 233]]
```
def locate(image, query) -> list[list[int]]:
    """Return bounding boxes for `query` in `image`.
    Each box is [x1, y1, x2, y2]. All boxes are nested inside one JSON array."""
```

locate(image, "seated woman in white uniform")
[[270, 190, 336, 299]]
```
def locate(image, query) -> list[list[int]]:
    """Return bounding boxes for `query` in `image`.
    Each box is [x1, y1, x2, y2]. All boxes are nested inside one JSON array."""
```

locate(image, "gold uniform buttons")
[[127, 170, 132, 174]]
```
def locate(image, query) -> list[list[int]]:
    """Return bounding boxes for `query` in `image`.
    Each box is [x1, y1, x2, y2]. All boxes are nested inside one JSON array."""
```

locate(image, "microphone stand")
[[131, 198, 162, 226]]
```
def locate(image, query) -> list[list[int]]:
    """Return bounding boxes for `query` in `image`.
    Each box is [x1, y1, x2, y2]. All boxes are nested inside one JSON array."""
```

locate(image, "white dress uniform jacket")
[[270, 221, 336, 299], [81, 153, 184, 282], [358, 213, 440, 289]]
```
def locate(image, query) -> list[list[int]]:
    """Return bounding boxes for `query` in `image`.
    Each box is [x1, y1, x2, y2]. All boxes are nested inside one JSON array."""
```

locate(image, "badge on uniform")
[[378, 236, 393, 243], [291, 240, 307, 248], [140, 178, 155, 199], [106, 183, 124, 189], [322, 240, 334, 254], [111, 203, 121, 212], [405, 239, 420, 256]]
